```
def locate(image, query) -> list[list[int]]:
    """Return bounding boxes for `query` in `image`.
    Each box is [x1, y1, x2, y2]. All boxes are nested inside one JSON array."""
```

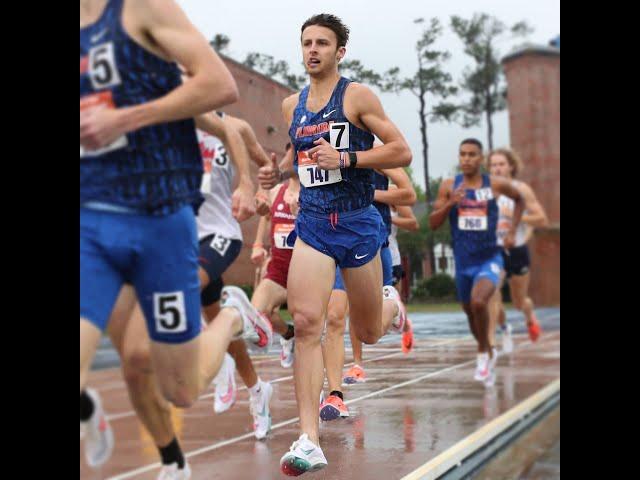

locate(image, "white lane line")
[[106, 333, 558, 480], [106, 338, 464, 421]]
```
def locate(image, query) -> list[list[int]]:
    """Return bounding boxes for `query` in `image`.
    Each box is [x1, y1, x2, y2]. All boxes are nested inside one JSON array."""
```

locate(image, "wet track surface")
[[82, 307, 560, 479]]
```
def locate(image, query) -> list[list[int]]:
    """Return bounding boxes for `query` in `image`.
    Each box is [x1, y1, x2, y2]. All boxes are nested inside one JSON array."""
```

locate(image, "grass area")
[[276, 301, 490, 321], [406, 302, 461, 313]]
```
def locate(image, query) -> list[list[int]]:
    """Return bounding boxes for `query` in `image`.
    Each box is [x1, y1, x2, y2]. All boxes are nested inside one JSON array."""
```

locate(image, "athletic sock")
[[80, 390, 94, 422], [158, 437, 185, 469]]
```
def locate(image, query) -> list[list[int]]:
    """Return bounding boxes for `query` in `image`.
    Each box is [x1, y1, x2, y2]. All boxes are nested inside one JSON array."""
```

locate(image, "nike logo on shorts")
[[355, 253, 368, 260]]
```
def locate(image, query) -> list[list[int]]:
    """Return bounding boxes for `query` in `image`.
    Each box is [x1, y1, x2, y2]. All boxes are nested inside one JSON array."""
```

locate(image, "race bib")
[[475, 188, 494, 201], [210, 234, 232, 256], [298, 150, 342, 188], [273, 224, 295, 250], [80, 91, 128, 158], [458, 201, 488, 231], [329, 122, 349, 150]]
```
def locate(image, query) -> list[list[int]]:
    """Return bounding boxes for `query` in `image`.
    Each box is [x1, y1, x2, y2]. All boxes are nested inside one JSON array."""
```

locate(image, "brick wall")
[[502, 46, 560, 305], [217, 56, 295, 287]]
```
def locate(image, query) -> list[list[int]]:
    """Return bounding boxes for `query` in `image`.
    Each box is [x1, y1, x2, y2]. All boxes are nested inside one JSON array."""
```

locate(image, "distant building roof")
[[502, 42, 560, 64]]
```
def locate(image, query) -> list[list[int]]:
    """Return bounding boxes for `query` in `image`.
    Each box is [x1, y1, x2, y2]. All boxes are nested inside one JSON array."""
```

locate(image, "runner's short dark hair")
[[301, 14, 350, 48]]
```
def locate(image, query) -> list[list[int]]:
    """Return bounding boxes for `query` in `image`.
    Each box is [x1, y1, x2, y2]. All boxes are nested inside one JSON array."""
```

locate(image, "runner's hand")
[[449, 184, 466, 207], [80, 105, 126, 151], [503, 231, 516, 249], [251, 246, 267, 265], [283, 185, 299, 216], [232, 181, 256, 222], [308, 137, 340, 170], [258, 153, 280, 189], [254, 188, 270, 216]]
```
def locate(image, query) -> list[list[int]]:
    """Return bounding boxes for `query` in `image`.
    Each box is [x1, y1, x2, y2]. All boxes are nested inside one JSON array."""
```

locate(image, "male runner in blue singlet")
[[430, 139, 525, 388], [259, 14, 413, 476]]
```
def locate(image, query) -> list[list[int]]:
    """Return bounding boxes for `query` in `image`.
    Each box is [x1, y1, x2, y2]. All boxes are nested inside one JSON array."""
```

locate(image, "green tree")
[[382, 17, 458, 276], [210, 34, 230, 53], [242, 52, 307, 90], [450, 14, 533, 150]]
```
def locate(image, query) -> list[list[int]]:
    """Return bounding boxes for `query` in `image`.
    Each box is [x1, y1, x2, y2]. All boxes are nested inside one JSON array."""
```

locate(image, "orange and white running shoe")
[[343, 364, 366, 385], [319, 394, 349, 421]]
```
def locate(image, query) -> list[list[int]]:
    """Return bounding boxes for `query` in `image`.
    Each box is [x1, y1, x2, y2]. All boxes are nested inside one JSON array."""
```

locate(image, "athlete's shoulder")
[[345, 82, 378, 102], [282, 93, 301, 124]]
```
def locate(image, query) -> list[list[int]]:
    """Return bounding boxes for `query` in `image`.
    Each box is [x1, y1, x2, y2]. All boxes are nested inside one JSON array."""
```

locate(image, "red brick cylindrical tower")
[[502, 45, 560, 306]]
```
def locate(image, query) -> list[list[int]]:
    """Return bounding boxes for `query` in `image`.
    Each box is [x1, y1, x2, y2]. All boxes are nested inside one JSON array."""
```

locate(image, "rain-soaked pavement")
[[81, 307, 560, 480]]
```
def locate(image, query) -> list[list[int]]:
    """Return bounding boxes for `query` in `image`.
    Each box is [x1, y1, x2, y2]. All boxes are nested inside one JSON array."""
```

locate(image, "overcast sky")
[[178, 0, 560, 189]]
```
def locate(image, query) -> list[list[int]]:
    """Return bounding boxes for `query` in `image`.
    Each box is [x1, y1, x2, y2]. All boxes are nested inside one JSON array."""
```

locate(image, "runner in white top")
[[486, 148, 549, 353]]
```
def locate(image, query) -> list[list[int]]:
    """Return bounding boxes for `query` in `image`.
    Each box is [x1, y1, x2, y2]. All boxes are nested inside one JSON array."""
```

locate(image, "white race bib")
[[329, 122, 350, 150], [298, 150, 342, 188], [273, 224, 294, 250], [458, 202, 488, 231]]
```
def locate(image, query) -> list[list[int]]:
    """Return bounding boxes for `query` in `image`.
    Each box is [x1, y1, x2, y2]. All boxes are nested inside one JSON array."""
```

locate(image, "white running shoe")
[[250, 381, 273, 440], [81, 388, 115, 468], [502, 323, 513, 354], [213, 353, 237, 414], [474, 352, 490, 382], [221, 286, 273, 350], [280, 337, 295, 368], [485, 348, 499, 387], [280, 434, 328, 476], [157, 462, 192, 480], [383, 285, 406, 333]]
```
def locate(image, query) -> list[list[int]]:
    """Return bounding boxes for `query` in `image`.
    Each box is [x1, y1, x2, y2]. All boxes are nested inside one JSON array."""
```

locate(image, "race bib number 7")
[[274, 224, 294, 250], [298, 150, 342, 188]]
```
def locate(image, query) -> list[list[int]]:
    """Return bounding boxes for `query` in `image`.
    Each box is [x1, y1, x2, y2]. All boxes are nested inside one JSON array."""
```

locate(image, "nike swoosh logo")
[[355, 253, 368, 260], [301, 448, 315, 455], [91, 28, 109, 43], [322, 109, 336, 119]]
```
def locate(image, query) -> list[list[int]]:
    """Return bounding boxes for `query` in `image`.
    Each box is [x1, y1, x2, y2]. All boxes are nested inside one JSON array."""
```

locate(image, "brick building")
[[217, 55, 294, 287], [502, 42, 560, 306]]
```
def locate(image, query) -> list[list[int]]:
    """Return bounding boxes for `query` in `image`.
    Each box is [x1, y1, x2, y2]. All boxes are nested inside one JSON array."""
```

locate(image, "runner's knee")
[[292, 310, 323, 342], [325, 309, 346, 336]]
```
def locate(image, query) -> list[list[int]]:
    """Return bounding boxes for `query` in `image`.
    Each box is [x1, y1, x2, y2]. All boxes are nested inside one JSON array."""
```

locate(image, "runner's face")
[[301, 26, 344, 76], [459, 144, 483, 175], [489, 154, 511, 178]]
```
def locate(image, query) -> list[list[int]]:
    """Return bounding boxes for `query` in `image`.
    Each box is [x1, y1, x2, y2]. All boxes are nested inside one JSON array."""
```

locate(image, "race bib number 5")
[[274, 224, 294, 250], [298, 150, 342, 188]]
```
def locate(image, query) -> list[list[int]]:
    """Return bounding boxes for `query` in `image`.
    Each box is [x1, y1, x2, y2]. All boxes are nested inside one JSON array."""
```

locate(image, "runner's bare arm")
[[492, 177, 525, 247], [308, 84, 411, 170], [374, 168, 417, 206], [393, 205, 419, 231], [251, 215, 269, 265], [197, 112, 255, 221], [519, 182, 549, 228], [429, 178, 457, 230], [259, 95, 299, 189], [80, 0, 238, 150], [226, 117, 271, 168], [122, 0, 238, 129]]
